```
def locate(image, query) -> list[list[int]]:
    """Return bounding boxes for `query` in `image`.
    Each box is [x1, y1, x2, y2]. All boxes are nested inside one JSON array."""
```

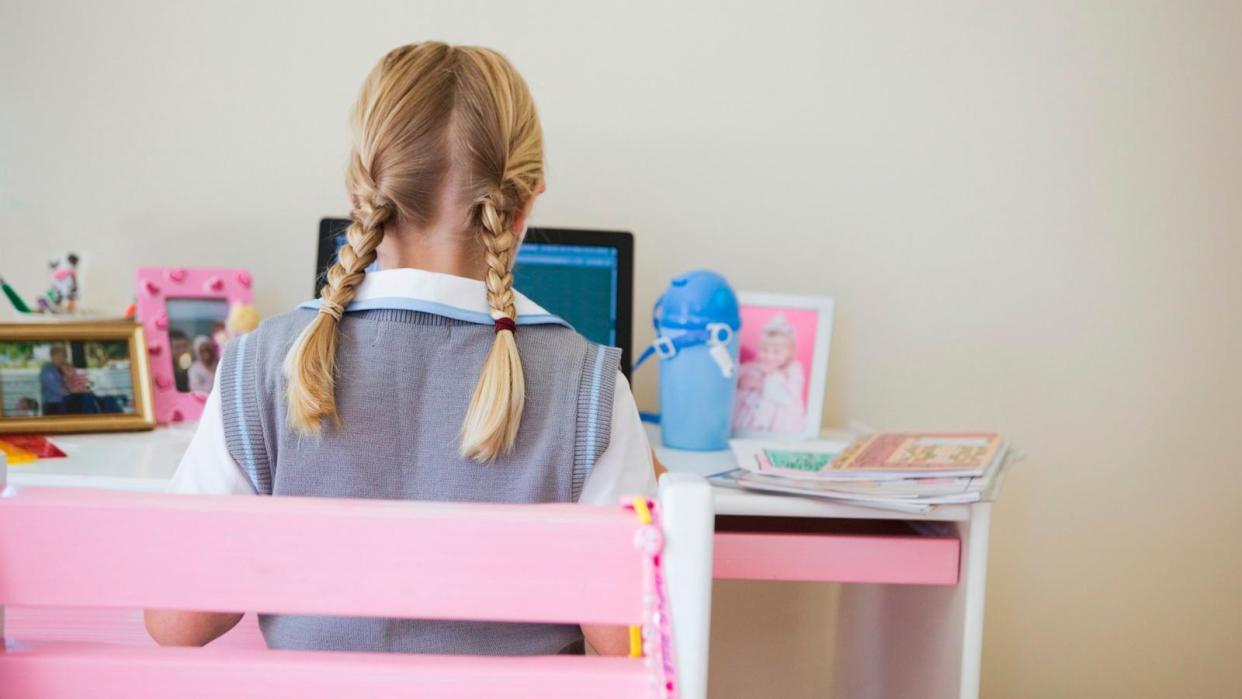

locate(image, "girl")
[[732, 314, 806, 434], [187, 335, 218, 394], [145, 42, 654, 657]]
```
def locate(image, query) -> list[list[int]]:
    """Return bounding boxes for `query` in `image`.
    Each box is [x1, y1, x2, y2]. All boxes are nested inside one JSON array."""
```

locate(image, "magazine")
[[718, 432, 1015, 512], [707, 469, 938, 513], [730, 433, 1008, 481]]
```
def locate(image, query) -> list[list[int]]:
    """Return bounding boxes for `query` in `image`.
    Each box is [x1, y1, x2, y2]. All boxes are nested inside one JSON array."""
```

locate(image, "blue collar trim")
[[296, 297, 574, 330]]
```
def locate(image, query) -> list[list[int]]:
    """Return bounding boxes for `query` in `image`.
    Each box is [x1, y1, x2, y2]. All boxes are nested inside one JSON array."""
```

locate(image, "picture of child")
[[164, 298, 229, 395], [188, 335, 219, 394], [730, 294, 833, 440], [732, 314, 807, 434]]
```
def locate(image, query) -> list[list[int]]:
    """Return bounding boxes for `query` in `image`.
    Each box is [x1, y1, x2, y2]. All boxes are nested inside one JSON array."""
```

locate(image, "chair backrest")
[[0, 459, 714, 699]]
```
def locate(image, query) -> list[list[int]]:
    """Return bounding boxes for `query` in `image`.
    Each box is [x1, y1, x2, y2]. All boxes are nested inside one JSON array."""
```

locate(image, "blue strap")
[[633, 344, 658, 371], [630, 330, 710, 372]]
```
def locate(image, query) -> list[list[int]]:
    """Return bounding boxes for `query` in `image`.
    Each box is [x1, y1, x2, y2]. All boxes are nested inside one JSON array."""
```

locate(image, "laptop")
[[316, 219, 634, 378]]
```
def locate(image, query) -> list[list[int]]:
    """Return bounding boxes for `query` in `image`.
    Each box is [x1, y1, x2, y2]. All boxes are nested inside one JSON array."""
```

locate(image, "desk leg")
[[831, 503, 991, 699]]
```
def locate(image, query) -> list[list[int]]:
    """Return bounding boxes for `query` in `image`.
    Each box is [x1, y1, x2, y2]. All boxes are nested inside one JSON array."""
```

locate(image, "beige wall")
[[3, 1, 1239, 696]]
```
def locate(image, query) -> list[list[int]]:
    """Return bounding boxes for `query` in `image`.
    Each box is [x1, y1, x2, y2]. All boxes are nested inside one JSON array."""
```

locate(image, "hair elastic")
[[318, 299, 345, 321], [493, 316, 517, 334]]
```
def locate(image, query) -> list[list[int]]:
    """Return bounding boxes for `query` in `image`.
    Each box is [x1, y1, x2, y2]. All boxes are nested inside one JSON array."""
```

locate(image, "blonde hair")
[[283, 42, 544, 462]]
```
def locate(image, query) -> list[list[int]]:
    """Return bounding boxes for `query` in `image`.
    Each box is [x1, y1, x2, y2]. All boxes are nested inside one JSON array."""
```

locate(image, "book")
[[707, 468, 938, 513], [731, 433, 1007, 481], [740, 470, 988, 500], [718, 432, 1015, 512], [831, 433, 1006, 478], [728, 439, 853, 481]]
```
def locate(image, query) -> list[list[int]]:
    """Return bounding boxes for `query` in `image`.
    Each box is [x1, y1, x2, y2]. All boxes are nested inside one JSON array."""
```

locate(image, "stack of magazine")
[[709, 432, 1013, 514]]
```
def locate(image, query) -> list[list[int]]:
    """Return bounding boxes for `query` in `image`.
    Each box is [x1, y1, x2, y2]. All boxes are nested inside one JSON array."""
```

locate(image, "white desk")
[[6, 425, 197, 492], [6, 424, 999, 699], [650, 426, 994, 699]]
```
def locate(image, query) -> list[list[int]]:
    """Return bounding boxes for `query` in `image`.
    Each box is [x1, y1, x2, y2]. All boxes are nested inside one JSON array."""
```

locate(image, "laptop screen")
[[512, 242, 618, 347]]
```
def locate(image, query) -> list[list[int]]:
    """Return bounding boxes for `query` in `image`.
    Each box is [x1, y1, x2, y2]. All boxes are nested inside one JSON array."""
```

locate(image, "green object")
[[0, 277, 32, 313], [764, 448, 836, 472]]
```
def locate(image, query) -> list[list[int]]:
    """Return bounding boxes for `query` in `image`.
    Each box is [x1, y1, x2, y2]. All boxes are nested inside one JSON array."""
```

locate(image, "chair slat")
[[0, 487, 645, 625], [0, 641, 650, 699]]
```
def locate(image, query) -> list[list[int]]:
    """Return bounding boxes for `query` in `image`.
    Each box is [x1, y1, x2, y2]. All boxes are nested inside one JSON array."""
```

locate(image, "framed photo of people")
[[134, 267, 255, 424], [0, 320, 156, 434]]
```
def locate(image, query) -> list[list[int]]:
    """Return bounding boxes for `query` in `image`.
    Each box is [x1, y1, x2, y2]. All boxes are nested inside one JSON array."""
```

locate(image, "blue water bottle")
[[634, 271, 741, 451]]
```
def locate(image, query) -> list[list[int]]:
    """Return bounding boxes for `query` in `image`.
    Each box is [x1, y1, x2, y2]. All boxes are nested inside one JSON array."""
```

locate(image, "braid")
[[324, 202, 389, 313], [480, 198, 518, 320], [283, 196, 392, 435], [459, 194, 526, 462]]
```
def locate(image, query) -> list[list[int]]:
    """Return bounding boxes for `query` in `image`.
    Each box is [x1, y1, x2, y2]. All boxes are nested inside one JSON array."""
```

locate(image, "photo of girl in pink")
[[732, 313, 807, 434], [730, 294, 834, 440]]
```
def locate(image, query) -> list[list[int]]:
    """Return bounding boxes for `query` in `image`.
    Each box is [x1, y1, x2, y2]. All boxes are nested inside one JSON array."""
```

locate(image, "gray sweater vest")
[[218, 308, 621, 656]]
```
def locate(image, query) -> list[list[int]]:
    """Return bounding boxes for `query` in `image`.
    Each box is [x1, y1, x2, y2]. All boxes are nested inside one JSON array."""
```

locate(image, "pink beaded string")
[[626, 496, 678, 699]]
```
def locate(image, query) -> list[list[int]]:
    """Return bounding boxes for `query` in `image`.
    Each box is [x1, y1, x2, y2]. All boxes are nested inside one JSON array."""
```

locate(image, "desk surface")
[[5, 426, 196, 492], [4, 423, 972, 522]]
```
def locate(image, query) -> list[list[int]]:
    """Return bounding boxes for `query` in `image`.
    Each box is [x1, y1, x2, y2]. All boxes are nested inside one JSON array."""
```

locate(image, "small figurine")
[[37, 253, 80, 314]]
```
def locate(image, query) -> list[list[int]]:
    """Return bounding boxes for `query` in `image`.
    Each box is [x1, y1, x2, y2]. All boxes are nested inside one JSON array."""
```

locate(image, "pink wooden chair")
[[0, 459, 715, 699]]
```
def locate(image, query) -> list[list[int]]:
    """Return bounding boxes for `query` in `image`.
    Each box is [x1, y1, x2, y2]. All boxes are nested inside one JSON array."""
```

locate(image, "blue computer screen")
[[513, 243, 618, 347], [329, 237, 618, 346]]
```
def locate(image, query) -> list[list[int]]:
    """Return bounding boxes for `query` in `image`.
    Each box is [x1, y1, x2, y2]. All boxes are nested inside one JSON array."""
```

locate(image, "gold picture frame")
[[0, 320, 156, 434]]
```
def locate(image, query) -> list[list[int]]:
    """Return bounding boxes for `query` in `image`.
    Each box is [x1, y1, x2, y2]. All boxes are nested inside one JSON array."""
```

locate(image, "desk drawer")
[[711, 517, 960, 585]]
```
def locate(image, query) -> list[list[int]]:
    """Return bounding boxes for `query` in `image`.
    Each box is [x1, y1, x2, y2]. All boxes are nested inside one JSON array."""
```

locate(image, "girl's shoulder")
[[227, 306, 614, 376]]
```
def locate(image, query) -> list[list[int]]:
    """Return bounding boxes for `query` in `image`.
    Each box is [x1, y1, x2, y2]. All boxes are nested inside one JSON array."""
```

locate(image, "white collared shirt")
[[169, 268, 656, 505]]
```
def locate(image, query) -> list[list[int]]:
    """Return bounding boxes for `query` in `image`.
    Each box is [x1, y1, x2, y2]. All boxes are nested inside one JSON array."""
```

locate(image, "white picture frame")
[[730, 291, 835, 441]]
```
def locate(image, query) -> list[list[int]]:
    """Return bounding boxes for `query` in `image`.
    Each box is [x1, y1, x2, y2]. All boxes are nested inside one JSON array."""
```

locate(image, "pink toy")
[[134, 267, 255, 423], [0, 474, 717, 699]]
